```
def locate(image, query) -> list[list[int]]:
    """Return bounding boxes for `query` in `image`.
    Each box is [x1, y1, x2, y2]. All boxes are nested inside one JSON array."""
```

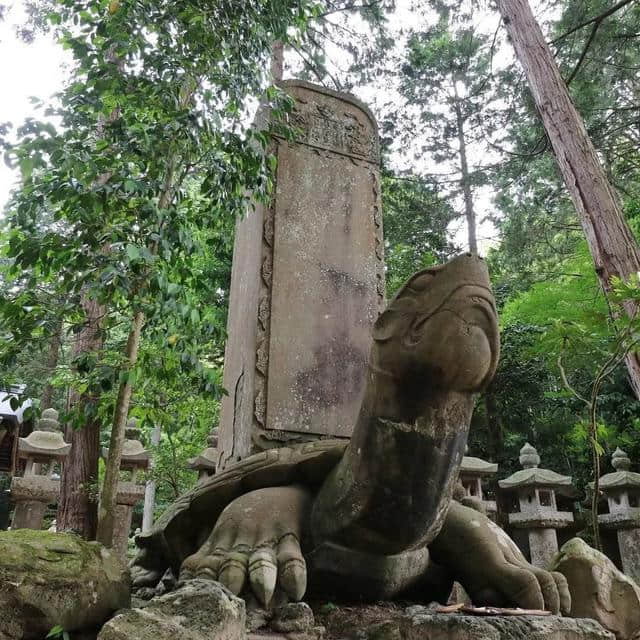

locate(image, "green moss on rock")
[[0, 530, 130, 639]]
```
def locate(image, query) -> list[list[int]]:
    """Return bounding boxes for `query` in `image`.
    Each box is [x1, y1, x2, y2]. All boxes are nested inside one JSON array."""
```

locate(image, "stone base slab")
[[313, 601, 615, 640], [399, 612, 614, 640]]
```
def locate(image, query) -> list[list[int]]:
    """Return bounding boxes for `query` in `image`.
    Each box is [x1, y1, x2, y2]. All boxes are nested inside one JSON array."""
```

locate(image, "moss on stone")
[[0, 529, 130, 638]]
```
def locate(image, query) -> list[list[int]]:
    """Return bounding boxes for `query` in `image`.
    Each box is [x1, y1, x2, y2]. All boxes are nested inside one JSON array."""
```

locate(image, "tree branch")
[[551, 0, 636, 44]]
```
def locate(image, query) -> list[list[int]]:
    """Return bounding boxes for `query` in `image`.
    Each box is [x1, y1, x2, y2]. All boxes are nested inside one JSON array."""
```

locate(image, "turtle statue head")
[[371, 253, 499, 395]]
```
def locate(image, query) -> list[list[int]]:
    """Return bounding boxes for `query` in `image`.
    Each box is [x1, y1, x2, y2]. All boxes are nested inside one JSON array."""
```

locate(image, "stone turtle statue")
[[132, 253, 570, 614]]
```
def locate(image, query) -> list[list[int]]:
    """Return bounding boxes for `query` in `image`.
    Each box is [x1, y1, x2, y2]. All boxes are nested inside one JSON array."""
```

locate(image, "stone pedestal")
[[617, 528, 640, 582], [499, 443, 574, 567], [10, 409, 70, 530], [12, 498, 48, 530], [528, 528, 563, 568], [595, 448, 640, 583], [217, 80, 384, 470], [112, 482, 145, 558]]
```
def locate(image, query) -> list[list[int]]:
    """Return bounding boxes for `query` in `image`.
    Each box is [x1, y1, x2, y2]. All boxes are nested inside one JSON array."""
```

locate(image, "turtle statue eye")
[[408, 272, 435, 292]]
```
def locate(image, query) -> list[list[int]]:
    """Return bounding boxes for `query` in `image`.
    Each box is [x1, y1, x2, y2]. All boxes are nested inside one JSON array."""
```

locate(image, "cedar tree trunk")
[[57, 296, 105, 538], [496, 0, 640, 399]]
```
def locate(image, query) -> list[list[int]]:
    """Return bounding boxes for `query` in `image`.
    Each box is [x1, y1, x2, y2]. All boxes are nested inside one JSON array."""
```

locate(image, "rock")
[[153, 567, 177, 596], [272, 602, 315, 633], [0, 529, 129, 639], [366, 620, 402, 640], [245, 592, 273, 632], [98, 579, 245, 640], [402, 612, 614, 640], [270, 601, 326, 640], [134, 587, 156, 601], [550, 537, 640, 639]]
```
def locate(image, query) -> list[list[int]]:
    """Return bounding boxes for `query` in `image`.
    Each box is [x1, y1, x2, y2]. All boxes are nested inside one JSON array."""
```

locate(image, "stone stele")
[[217, 80, 385, 469]]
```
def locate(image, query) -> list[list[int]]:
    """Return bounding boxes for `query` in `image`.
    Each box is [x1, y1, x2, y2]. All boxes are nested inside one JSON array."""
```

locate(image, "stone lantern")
[[187, 432, 218, 480], [498, 443, 574, 567], [459, 448, 498, 517], [10, 408, 70, 529], [594, 447, 640, 583], [103, 418, 149, 558]]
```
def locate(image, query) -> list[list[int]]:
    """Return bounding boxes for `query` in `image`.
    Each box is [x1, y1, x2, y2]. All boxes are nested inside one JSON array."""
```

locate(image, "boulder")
[[0, 529, 130, 640], [98, 579, 245, 640], [550, 537, 640, 639]]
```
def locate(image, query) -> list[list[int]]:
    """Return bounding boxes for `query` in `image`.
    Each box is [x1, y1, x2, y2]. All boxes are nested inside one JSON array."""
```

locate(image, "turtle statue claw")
[[132, 253, 570, 614]]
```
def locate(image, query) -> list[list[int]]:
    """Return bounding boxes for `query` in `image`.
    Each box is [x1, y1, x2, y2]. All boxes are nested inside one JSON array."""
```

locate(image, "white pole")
[[142, 424, 161, 533]]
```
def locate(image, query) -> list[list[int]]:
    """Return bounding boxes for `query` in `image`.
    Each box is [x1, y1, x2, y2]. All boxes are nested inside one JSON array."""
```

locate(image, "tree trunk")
[[96, 310, 145, 547], [454, 96, 478, 254], [142, 423, 161, 533], [271, 40, 284, 82], [40, 319, 63, 410], [57, 296, 104, 538], [496, 0, 640, 399], [484, 387, 504, 462]]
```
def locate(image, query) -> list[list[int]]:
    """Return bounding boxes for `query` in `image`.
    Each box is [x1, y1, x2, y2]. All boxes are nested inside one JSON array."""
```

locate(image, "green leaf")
[[126, 244, 140, 261]]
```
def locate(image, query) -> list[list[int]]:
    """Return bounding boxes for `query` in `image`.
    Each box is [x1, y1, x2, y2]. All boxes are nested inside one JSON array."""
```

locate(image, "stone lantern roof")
[[18, 408, 71, 461], [460, 455, 498, 476], [596, 448, 640, 490], [187, 433, 218, 474], [102, 418, 150, 469], [499, 443, 573, 491], [187, 431, 219, 481]]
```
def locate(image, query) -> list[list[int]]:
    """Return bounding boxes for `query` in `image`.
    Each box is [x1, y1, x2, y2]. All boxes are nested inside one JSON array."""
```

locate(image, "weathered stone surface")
[[98, 579, 245, 640], [11, 498, 48, 530], [270, 602, 325, 640], [550, 537, 640, 639], [272, 602, 315, 633], [617, 528, 640, 586], [399, 612, 613, 640], [10, 474, 60, 504], [0, 530, 129, 639], [218, 80, 384, 467]]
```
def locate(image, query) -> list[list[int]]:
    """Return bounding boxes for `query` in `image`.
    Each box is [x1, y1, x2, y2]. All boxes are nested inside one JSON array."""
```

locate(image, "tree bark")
[[57, 296, 104, 538], [96, 310, 145, 547], [484, 387, 504, 462], [496, 0, 640, 399], [40, 319, 63, 410], [271, 40, 284, 82]]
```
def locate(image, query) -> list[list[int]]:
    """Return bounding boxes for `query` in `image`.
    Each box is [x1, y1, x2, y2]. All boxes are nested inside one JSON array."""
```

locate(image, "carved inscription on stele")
[[280, 85, 379, 164]]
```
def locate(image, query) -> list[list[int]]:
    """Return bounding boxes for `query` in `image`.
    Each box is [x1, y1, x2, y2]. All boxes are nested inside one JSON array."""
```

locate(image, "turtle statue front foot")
[[430, 501, 571, 614], [180, 485, 312, 606]]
